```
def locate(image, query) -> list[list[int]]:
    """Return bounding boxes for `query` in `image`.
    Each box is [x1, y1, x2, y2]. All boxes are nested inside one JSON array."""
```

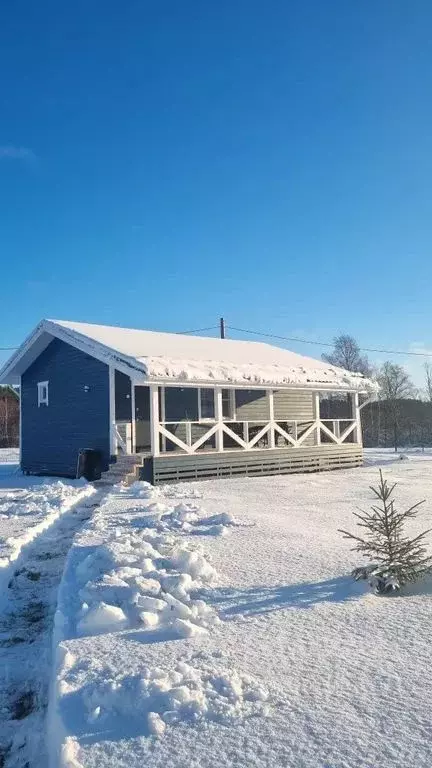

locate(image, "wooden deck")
[[139, 444, 363, 485]]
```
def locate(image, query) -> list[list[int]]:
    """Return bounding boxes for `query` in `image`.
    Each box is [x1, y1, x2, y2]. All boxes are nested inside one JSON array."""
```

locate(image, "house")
[[0, 385, 19, 448], [0, 319, 376, 484]]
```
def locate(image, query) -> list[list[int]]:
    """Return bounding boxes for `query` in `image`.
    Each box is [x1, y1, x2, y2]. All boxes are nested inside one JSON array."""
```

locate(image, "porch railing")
[[157, 418, 358, 455], [115, 423, 132, 454]]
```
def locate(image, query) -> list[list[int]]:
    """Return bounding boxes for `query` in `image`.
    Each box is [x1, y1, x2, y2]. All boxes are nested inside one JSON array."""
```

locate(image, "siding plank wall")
[[235, 389, 269, 420], [21, 338, 110, 477], [234, 389, 314, 421], [273, 390, 315, 447], [273, 390, 314, 420]]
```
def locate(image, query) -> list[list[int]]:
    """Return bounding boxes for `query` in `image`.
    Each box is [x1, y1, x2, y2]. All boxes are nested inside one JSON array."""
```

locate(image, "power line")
[[227, 325, 432, 358], [1, 324, 432, 359], [175, 325, 219, 335]]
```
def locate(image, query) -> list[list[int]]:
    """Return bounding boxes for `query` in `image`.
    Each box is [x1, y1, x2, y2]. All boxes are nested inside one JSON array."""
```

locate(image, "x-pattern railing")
[[157, 418, 358, 454]]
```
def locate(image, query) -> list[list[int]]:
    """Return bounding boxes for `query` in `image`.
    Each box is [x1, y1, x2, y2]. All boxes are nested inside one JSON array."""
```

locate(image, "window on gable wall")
[[37, 381, 49, 407]]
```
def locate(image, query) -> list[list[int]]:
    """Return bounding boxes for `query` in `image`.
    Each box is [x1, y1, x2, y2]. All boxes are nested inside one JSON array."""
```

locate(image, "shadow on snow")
[[202, 575, 365, 620]]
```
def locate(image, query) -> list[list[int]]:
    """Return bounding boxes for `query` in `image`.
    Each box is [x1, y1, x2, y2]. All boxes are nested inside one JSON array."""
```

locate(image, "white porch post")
[[149, 384, 160, 457], [109, 366, 116, 455], [160, 386, 166, 452], [352, 392, 362, 445], [267, 389, 275, 449], [313, 391, 321, 445], [215, 387, 224, 452], [130, 381, 136, 454]]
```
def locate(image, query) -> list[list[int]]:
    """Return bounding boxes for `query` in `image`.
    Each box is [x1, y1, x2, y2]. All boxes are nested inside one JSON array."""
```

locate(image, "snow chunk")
[[135, 595, 167, 612], [77, 602, 129, 636], [139, 611, 160, 629], [60, 737, 84, 768], [147, 711, 166, 737], [171, 546, 217, 582], [173, 618, 209, 638], [132, 576, 161, 596]]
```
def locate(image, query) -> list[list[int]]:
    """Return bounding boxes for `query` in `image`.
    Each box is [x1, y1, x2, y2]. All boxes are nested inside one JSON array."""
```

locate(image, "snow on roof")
[[49, 320, 375, 392]]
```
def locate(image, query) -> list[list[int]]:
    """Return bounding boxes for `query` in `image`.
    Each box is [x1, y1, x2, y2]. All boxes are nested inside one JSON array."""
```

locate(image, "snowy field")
[[51, 450, 432, 768], [0, 449, 432, 767]]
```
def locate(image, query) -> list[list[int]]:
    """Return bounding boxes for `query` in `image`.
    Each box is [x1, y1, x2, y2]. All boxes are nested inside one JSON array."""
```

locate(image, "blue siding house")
[[0, 319, 375, 483], [21, 338, 110, 477]]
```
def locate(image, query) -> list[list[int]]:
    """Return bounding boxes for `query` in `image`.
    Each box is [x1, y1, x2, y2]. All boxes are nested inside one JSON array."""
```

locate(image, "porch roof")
[[0, 319, 378, 393]]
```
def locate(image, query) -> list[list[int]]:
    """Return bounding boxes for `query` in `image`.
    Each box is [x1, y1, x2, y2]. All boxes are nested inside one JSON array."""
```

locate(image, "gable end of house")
[[21, 337, 111, 477]]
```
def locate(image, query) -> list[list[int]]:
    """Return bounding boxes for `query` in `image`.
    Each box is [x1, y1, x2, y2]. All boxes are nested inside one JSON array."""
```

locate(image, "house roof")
[[0, 319, 377, 392]]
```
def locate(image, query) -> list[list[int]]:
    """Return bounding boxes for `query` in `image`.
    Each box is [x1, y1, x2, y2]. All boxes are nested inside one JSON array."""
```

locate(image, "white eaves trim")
[[0, 320, 147, 386]]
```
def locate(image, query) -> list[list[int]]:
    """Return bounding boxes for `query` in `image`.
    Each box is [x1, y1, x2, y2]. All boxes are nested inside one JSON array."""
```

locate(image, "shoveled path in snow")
[[0, 490, 100, 768]]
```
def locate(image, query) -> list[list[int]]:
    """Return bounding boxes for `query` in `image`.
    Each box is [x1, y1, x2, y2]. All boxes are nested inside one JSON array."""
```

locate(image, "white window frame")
[[198, 388, 215, 422], [198, 388, 236, 422], [222, 389, 236, 421], [37, 381, 49, 407]]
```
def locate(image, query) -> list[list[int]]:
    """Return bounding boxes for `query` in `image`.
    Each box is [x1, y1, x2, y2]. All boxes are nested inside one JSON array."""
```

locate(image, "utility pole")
[[220, 317, 225, 339]]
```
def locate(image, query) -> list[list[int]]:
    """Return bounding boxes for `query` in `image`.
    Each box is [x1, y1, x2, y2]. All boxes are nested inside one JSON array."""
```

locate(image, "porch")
[[109, 372, 364, 480]]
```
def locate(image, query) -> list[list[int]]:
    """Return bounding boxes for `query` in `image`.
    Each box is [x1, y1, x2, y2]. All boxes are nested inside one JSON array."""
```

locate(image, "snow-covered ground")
[[49, 450, 432, 768], [0, 450, 95, 592], [0, 453, 97, 767], [1, 448, 432, 767], [0, 448, 20, 465]]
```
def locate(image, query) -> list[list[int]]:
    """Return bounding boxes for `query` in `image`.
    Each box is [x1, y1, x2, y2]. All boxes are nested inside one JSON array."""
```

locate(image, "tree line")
[[0, 386, 19, 448], [322, 334, 432, 451]]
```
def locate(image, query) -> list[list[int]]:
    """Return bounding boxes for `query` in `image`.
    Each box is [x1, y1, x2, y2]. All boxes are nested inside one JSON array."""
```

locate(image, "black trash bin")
[[77, 449, 104, 481]]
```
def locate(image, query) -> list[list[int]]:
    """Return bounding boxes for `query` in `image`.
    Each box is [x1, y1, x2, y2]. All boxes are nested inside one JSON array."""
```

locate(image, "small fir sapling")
[[339, 469, 432, 594]]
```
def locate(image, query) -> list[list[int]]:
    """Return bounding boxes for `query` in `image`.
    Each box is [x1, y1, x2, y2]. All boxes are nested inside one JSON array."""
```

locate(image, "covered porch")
[[110, 372, 364, 460]]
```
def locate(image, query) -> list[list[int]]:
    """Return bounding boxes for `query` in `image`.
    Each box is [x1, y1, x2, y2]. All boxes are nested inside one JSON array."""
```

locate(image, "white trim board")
[[0, 320, 147, 385]]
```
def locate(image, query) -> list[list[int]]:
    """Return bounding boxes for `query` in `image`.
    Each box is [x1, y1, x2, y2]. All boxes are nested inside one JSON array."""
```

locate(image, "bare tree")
[[424, 362, 432, 402], [377, 362, 416, 452], [322, 334, 372, 377]]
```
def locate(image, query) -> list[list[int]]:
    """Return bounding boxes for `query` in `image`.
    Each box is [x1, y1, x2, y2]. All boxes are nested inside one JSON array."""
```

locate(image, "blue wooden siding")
[[21, 338, 110, 477]]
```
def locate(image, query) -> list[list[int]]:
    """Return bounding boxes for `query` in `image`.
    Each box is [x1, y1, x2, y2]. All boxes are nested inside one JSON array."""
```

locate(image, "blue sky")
[[1, 1, 432, 384]]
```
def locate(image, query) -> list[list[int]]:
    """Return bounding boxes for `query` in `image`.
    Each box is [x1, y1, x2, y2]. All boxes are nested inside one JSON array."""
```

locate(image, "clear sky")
[[1, 1, 432, 384]]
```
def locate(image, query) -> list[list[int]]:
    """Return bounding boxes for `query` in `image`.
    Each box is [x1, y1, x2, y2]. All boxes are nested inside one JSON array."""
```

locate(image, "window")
[[198, 388, 235, 420], [222, 389, 235, 420], [198, 388, 215, 420], [37, 381, 49, 407], [165, 387, 198, 421]]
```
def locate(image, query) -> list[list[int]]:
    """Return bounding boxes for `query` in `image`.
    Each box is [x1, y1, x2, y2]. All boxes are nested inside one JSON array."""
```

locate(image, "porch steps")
[[93, 454, 147, 488]]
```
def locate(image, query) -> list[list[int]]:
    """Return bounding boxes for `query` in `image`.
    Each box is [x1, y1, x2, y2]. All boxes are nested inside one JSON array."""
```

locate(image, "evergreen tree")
[[339, 470, 432, 594]]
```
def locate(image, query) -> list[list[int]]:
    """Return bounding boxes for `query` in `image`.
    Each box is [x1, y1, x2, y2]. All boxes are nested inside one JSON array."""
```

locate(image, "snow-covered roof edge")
[[0, 320, 147, 386], [0, 319, 379, 393], [139, 356, 378, 392]]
